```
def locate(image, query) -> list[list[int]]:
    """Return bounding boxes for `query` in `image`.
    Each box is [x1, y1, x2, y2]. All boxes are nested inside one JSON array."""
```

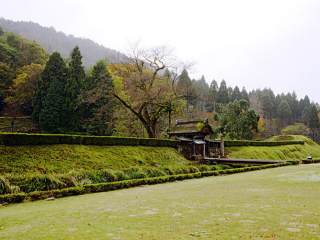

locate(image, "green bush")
[[99, 169, 117, 182], [0, 176, 11, 195], [114, 171, 129, 181], [163, 167, 176, 175], [187, 166, 200, 173], [302, 159, 320, 164], [0, 193, 27, 204], [21, 174, 65, 193], [124, 167, 148, 180], [196, 165, 211, 172], [143, 168, 167, 178]]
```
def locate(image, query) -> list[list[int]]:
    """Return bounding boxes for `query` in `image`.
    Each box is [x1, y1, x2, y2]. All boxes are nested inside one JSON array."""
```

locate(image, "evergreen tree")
[[308, 104, 320, 141], [227, 87, 233, 102], [259, 89, 274, 121], [177, 69, 196, 114], [65, 46, 85, 131], [277, 100, 292, 127], [218, 79, 229, 104], [0, 89, 5, 112], [82, 59, 115, 135], [33, 52, 67, 132], [291, 91, 299, 124], [231, 86, 242, 102], [301, 106, 310, 125], [241, 87, 249, 103], [298, 95, 311, 120], [205, 79, 219, 112], [192, 75, 209, 112]]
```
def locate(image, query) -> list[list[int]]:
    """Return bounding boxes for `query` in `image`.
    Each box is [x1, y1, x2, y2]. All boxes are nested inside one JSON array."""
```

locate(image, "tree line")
[[1, 27, 319, 141]]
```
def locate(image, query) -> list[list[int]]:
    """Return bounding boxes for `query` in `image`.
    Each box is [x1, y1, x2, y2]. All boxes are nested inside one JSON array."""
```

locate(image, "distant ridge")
[[0, 17, 126, 69]]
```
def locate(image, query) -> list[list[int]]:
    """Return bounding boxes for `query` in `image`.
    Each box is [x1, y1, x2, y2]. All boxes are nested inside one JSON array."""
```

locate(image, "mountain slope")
[[0, 18, 126, 69]]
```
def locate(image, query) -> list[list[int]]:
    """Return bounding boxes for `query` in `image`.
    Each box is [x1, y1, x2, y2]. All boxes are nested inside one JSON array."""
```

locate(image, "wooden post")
[[203, 137, 206, 158], [221, 137, 225, 158]]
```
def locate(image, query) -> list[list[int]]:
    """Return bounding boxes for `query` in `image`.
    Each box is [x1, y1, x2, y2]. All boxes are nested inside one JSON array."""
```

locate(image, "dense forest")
[[1, 20, 319, 142]]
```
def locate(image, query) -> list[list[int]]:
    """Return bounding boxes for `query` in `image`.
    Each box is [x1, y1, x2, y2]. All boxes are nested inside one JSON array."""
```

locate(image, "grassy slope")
[[0, 145, 188, 174], [226, 135, 320, 160], [1, 164, 319, 239]]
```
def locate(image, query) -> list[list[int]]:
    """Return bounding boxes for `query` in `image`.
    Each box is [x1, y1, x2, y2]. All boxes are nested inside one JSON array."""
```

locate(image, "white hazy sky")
[[1, 0, 320, 103]]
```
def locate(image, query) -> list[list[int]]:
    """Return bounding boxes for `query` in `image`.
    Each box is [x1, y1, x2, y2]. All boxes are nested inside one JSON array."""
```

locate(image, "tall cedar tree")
[[33, 52, 67, 132], [65, 46, 85, 131], [205, 79, 219, 112], [277, 100, 292, 128], [241, 87, 250, 104], [82, 59, 115, 135], [308, 104, 320, 141], [177, 69, 196, 114], [218, 79, 229, 104], [231, 86, 242, 102]]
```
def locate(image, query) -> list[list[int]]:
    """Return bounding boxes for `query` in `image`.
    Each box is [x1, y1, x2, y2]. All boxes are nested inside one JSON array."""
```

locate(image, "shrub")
[[162, 167, 176, 175], [21, 174, 65, 193], [187, 166, 200, 173], [0, 193, 27, 204], [0, 176, 11, 195], [196, 165, 211, 172], [99, 169, 117, 182], [124, 167, 148, 180], [143, 168, 167, 178], [58, 175, 76, 188], [218, 164, 231, 170], [114, 171, 129, 181]]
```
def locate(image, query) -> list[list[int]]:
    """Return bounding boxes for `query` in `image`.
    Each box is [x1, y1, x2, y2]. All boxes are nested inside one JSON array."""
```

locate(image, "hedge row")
[[0, 161, 296, 205], [225, 140, 304, 147], [302, 159, 320, 164], [0, 133, 178, 148]]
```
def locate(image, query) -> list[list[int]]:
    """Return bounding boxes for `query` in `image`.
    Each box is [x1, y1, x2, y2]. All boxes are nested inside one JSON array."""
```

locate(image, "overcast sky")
[[1, 0, 320, 103]]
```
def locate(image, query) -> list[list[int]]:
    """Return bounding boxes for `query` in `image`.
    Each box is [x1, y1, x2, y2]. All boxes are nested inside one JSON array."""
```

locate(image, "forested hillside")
[[0, 28, 50, 115], [0, 18, 126, 69]]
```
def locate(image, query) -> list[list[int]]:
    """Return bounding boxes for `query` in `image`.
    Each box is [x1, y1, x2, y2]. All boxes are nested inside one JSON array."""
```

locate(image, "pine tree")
[[33, 52, 67, 132], [308, 104, 320, 141], [65, 46, 85, 131]]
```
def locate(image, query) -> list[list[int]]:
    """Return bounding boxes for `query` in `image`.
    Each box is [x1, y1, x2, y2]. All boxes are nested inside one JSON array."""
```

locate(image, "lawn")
[[0, 164, 319, 239], [226, 135, 320, 160]]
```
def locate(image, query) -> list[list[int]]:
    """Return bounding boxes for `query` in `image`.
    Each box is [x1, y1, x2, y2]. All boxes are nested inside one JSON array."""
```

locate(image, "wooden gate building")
[[167, 119, 222, 160]]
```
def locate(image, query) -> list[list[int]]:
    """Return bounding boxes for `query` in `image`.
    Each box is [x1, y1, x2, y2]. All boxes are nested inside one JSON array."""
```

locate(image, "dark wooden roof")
[[167, 120, 215, 137]]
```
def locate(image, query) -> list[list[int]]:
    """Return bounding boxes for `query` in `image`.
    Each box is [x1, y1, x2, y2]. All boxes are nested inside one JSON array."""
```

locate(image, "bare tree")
[[110, 42, 193, 138]]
